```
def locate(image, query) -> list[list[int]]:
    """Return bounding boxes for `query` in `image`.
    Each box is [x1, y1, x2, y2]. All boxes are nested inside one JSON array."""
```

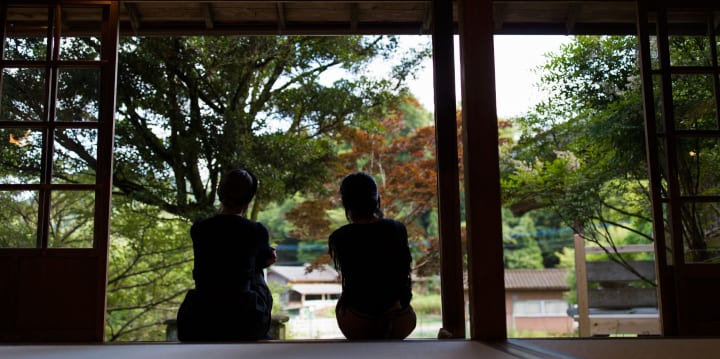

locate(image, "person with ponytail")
[[177, 168, 277, 342], [329, 172, 416, 340]]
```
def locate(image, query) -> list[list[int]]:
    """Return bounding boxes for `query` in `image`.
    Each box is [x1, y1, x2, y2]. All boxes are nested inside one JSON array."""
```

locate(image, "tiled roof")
[[504, 268, 569, 291], [269, 265, 339, 283]]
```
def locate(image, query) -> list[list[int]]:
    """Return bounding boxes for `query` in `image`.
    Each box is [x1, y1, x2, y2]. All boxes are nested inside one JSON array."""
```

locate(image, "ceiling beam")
[[101, 0, 650, 37], [565, 3, 580, 34], [277, 2, 286, 32], [493, 3, 506, 32], [203, 3, 215, 29], [60, 8, 70, 33], [124, 3, 141, 33], [350, 3, 359, 32], [422, 2, 432, 34]]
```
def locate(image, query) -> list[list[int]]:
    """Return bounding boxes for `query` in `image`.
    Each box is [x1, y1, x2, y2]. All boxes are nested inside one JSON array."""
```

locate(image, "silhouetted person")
[[177, 168, 276, 342], [329, 172, 416, 340]]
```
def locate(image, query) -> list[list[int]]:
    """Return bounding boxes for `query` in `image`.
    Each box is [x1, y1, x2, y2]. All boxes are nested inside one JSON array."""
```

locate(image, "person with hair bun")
[[329, 172, 416, 340], [177, 168, 277, 342]]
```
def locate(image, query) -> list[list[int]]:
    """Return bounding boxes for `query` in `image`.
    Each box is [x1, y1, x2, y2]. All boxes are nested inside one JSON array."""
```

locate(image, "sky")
[[406, 35, 572, 119]]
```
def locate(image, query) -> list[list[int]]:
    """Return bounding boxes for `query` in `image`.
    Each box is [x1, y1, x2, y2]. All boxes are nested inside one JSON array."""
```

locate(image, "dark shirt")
[[191, 214, 274, 293], [177, 214, 274, 341], [329, 218, 412, 314]]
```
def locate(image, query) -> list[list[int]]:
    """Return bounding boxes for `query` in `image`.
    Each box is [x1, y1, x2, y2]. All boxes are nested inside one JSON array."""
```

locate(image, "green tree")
[[664, 36, 720, 262], [501, 36, 653, 275], [105, 199, 193, 341], [2, 35, 428, 220], [111, 36, 426, 221], [0, 190, 96, 248], [503, 34, 720, 272], [503, 208, 544, 269], [0, 191, 39, 248]]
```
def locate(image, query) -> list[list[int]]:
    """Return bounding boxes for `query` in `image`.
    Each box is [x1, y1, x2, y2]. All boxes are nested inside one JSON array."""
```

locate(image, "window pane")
[[649, 36, 660, 70], [59, 7, 103, 61], [671, 74, 718, 131], [60, 37, 101, 61], [544, 300, 569, 316], [1, 68, 47, 122], [656, 141, 669, 199], [682, 201, 720, 263], [0, 128, 43, 184], [0, 190, 38, 248], [675, 137, 720, 197], [513, 300, 542, 316], [652, 74, 664, 133], [53, 128, 97, 184], [669, 36, 713, 67], [48, 190, 94, 248], [4, 6, 49, 61], [56, 68, 100, 122]]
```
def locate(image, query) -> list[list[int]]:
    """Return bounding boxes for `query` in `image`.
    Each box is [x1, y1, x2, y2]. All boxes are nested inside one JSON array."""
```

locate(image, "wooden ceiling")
[[4, 1, 719, 36], [115, 1, 640, 35]]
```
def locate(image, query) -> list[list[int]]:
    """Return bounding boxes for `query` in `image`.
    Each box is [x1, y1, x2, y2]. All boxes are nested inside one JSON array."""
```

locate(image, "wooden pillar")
[[573, 231, 590, 337], [635, 0, 677, 336], [431, 0, 465, 339], [457, 0, 507, 341], [94, 1, 120, 341]]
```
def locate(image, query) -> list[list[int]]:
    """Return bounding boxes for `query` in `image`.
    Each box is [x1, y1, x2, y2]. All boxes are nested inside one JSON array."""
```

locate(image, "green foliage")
[[267, 280, 290, 315], [503, 208, 544, 269], [421, 210, 440, 242], [507, 34, 720, 265], [0, 190, 96, 248], [296, 239, 329, 264], [110, 35, 427, 220], [397, 97, 434, 135], [0, 35, 427, 223], [556, 247, 577, 305], [116, 36, 429, 341], [0, 191, 38, 248], [105, 199, 193, 341], [258, 194, 305, 245], [501, 36, 653, 262], [411, 293, 442, 316]]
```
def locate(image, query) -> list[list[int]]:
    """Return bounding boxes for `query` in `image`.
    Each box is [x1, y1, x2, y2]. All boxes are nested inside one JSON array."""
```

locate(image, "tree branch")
[[108, 258, 193, 288]]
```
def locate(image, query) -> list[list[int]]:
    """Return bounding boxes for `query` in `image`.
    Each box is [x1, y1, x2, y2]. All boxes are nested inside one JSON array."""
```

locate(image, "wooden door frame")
[[0, 1, 118, 342], [637, 0, 720, 336]]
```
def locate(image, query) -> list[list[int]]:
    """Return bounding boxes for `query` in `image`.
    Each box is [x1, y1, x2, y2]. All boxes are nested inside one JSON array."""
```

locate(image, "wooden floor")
[[2, 338, 720, 359], [523, 338, 720, 359]]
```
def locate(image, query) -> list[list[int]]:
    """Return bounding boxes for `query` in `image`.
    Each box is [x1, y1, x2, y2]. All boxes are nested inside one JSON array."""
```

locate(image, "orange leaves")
[[8, 130, 31, 147], [287, 97, 441, 241], [285, 197, 334, 240], [346, 108, 438, 226]]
